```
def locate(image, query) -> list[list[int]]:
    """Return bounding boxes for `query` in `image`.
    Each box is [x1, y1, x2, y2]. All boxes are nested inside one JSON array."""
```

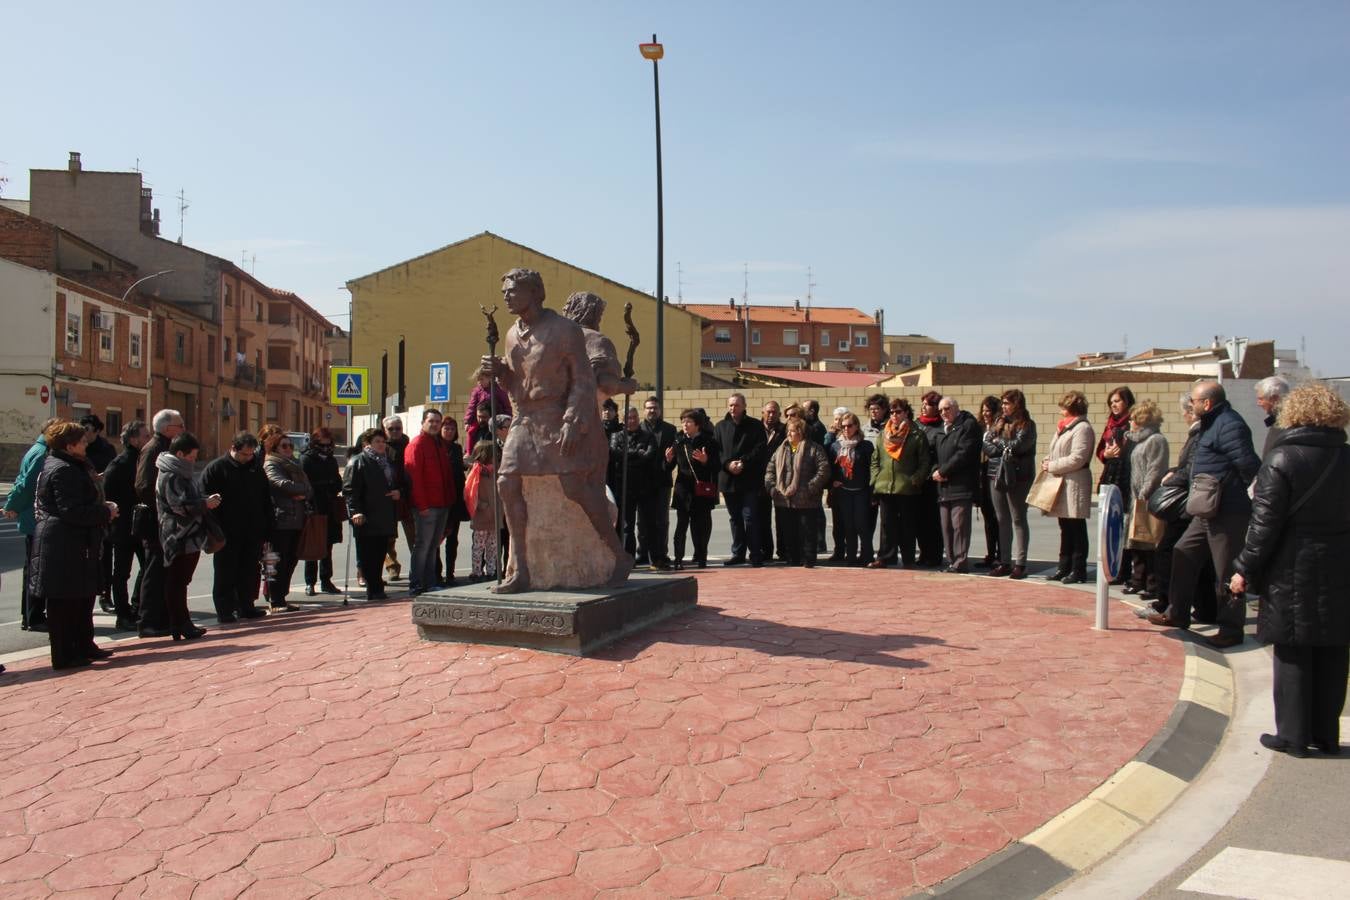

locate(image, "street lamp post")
[[120, 269, 174, 304], [639, 34, 665, 405]]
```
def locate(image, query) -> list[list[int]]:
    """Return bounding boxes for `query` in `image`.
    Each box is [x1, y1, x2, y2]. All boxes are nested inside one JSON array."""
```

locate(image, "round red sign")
[[39, 384, 49, 404]]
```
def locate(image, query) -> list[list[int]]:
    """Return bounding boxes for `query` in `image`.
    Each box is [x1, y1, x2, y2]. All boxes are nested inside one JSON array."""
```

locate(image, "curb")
[[909, 636, 1234, 899]]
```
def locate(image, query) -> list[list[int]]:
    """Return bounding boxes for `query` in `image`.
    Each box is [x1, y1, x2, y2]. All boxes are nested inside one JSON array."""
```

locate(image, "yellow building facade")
[[347, 232, 704, 417]]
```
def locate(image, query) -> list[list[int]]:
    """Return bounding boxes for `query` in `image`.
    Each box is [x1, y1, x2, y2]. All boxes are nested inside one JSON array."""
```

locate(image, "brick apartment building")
[[682, 300, 884, 373]]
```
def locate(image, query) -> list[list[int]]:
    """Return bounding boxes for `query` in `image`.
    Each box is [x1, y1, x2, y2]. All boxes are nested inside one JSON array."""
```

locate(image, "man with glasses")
[[931, 398, 982, 573], [640, 396, 677, 570], [201, 431, 272, 621], [134, 409, 184, 636], [1148, 381, 1260, 649], [715, 393, 769, 566], [102, 420, 151, 629], [381, 415, 416, 582]]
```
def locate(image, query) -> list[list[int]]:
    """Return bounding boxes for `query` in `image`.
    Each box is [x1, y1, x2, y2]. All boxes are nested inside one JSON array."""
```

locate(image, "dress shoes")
[[1138, 589, 1158, 600], [217, 613, 238, 624], [239, 607, 267, 619], [1045, 570, 1069, 582], [1315, 742, 1342, 756], [1145, 612, 1188, 629], [1061, 573, 1087, 585], [866, 560, 889, 569], [1206, 633, 1244, 650], [138, 625, 174, 638], [53, 658, 92, 670], [304, 585, 318, 597], [86, 645, 114, 660], [321, 581, 342, 594], [1260, 733, 1308, 758], [723, 557, 746, 567], [1122, 584, 1141, 595], [989, 564, 1012, 577], [114, 615, 140, 631], [651, 560, 672, 571], [1009, 566, 1027, 580], [99, 595, 115, 614]]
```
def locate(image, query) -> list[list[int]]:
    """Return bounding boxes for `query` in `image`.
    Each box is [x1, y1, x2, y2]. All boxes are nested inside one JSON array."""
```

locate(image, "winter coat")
[[1126, 427, 1169, 503], [672, 432, 720, 511], [714, 413, 768, 495], [1234, 426, 1350, 647], [28, 450, 111, 600], [1045, 417, 1096, 520], [468, 465, 504, 532], [805, 418, 828, 448], [85, 434, 117, 474], [1095, 416, 1132, 490], [156, 453, 211, 564], [1261, 412, 1285, 461], [301, 445, 344, 543], [102, 444, 141, 543], [870, 425, 931, 496], [3, 435, 48, 536], [446, 440, 469, 523], [932, 410, 983, 503], [264, 453, 312, 532], [641, 418, 679, 490], [343, 449, 399, 539], [464, 382, 512, 448], [1190, 400, 1261, 517], [982, 418, 1039, 487], [405, 431, 456, 512], [608, 427, 657, 494], [915, 417, 944, 475], [765, 439, 832, 509], [828, 438, 873, 494], [764, 421, 787, 467], [135, 432, 171, 506], [200, 452, 273, 542]]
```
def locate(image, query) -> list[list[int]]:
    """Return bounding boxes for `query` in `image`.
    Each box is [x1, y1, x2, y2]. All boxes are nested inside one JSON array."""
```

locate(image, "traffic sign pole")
[[1095, 484, 1124, 630]]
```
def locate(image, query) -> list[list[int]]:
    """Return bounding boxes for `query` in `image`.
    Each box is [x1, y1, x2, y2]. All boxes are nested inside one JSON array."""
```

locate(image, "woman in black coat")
[[29, 421, 117, 669], [1231, 383, 1350, 758], [300, 428, 343, 596], [671, 409, 720, 569], [827, 412, 874, 565], [436, 417, 469, 587], [344, 428, 400, 600]]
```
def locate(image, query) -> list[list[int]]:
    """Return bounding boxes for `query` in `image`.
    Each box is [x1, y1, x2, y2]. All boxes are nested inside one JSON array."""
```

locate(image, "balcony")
[[233, 362, 266, 390], [267, 368, 301, 391], [269, 319, 301, 346]]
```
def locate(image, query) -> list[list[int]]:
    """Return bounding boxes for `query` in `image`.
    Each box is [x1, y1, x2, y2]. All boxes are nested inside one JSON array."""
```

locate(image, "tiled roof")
[[684, 304, 875, 326], [738, 368, 888, 388]]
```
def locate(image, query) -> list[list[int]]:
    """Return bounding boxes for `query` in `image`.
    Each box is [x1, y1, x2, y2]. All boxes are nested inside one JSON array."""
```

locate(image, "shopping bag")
[[1128, 497, 1167, 546], [1026, 469, 1063, 513], [297, 513, 329, 561]]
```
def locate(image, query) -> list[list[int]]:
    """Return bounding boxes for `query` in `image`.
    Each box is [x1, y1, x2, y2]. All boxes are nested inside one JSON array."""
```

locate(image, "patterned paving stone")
[[0, 568, 1180, 895]]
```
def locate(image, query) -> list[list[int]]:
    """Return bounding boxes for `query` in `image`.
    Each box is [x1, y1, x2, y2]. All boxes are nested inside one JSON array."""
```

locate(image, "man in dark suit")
[[102, 420, 150, 630], [715, 393, 768, 566], [640, 396, 678, 570]]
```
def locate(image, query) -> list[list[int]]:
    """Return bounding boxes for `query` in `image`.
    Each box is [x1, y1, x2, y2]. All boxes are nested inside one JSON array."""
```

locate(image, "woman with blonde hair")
[[1122, 400, 1169, 596], [765, 418, 832, 567], [1232, 383, 1350, 757], [1042, 391, 1096, 583]]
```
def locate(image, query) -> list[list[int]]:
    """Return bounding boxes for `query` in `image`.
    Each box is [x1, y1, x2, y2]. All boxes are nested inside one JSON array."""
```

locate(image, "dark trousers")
[[268, 530, 301, 606], [22, 535, 46, 626], [834, 490, 873, 562], [977, 483, 1000, 563], [939, 500, 974, 570], [138, 533, 168, 632], [876, 494, 919, 565], [615, 485, 649, 557], [436, 521, 461, 584], [724, 490, 763, 563], [1129, 549, 1157, 593], [99, 538, 114, 598], [639, 485, 671, 564], [213, 537, 263, 616], [756, 494, 780, 561], [1273, 644, 1349, 750], [165, 551, 200, 634], [777, 506, 819, 566], [304, 546, 335, 587], [356, 533, 388, 596], [111, 538, 145, 618], [867, 501, 881, 560], [47, 595, 96, 668], [917, 481, 944, 565], [1154, 517, 1217, 617], [1057, 517, 1089, 576], [673, 500, 713, 565], [1165, 513, 1248, 638], [990, 480, 1032, 567]]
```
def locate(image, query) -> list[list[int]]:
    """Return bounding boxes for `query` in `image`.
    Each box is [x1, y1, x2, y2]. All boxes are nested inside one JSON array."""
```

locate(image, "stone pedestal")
[[411, 573, 698, 656]]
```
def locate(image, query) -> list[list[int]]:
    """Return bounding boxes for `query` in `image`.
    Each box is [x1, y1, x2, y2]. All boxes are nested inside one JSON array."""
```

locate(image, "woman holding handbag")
[[984, 389, 1038, 579], [672, 409, 720, 569], [260, 425, 312, 611], [1042, 391, 1096, 584], [1123, 400, 1169, 596], [300, 427, 343, 596], [156, 432, 220, 640]]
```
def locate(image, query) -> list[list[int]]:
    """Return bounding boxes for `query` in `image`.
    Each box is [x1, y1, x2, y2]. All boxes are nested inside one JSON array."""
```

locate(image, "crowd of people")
[[4, 375, 1347, 762]]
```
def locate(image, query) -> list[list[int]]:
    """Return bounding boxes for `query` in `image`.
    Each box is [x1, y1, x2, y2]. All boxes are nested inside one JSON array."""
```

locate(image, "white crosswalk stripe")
[[1178, 847, 1350, 899]]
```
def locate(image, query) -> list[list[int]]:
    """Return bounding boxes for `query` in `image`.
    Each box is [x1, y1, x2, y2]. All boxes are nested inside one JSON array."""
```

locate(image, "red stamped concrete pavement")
[[0, 567, 1181, 897]]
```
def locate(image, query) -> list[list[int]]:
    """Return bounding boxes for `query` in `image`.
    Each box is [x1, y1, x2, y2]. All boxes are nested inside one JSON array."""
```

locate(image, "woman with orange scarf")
[[868, 399, 931, 568]]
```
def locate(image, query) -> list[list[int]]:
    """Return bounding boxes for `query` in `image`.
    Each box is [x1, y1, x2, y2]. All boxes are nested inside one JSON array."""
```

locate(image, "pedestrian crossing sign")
[[329, 366, 370, 406]]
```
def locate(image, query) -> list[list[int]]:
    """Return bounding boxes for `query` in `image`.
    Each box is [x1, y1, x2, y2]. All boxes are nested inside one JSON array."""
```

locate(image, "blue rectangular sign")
[[429, 362, 450, 403]]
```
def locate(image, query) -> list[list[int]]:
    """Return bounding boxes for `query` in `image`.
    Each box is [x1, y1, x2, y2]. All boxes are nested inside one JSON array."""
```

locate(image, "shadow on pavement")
[[601, 603, 946, 669]]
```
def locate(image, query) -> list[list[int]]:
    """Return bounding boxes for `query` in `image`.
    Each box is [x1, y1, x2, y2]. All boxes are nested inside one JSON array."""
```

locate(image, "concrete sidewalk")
[[0, 565, 1185, 896]]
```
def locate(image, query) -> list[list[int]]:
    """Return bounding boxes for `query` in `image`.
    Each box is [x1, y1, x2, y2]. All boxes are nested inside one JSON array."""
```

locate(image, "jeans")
[[723, 491, 763, 563], [412, 507, 449, 591], [989, 479, 1031, 566]]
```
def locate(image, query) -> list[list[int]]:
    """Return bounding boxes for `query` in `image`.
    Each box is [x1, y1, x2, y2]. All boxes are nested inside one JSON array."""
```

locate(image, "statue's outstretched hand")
[[559, 421, 580, 456]]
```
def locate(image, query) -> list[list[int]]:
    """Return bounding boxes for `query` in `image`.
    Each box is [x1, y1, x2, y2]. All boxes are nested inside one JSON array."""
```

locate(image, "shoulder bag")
[[1146, 473, 1189, 522], [685, 445, 717, 499]]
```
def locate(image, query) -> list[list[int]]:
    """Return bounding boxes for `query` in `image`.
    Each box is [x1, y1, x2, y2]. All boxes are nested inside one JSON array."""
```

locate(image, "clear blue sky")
[[5, 1, 1348, 375]]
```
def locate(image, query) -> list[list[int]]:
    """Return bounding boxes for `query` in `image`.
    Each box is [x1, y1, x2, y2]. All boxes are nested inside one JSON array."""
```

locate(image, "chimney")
[[793, 298, 801, 312], [152, 208, 161, 236], [68, 152, 82, 173], [140, 188, 154, 235]]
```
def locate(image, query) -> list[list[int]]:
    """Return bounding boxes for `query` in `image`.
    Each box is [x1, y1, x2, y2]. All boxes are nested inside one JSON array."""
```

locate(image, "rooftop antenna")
[[133, 158, 141, 173], [176, 189, 189, 244], [677, 261, 683, 302], [742, 262, 749, 308], [1007, 347, 1012, 365], [806, 265, 816, 309], [1123, 332, 1128, 357]]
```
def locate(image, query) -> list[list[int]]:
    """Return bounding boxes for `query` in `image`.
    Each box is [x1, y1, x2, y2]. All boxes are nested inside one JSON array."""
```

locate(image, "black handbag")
[[994, 451, 1014, 492], [1147, 476, 1189, 522]]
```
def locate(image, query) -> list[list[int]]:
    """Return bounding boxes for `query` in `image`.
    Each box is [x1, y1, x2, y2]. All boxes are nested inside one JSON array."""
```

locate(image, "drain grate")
[[1035, 606, 1091, 617]]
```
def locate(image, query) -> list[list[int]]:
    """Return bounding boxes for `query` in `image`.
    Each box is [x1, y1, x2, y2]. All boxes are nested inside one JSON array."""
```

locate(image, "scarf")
[[917, 414, 941, 427], [1057, 415, 1080, 434], [833, 434, 858, 481], [363, 445, 393, 481], [774, 440, 810, 498], [1103, 410, 1130, 444], [883, 418, 910, 461]]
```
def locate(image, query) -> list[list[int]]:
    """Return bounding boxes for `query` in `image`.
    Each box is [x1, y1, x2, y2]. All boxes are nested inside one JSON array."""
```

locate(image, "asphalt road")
[[0, 500, 1092, 659]]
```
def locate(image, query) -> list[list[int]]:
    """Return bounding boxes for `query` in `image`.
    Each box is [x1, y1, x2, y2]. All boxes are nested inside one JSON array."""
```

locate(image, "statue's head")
[[561, 291, 606, 330], [501, 268, 545, 314]]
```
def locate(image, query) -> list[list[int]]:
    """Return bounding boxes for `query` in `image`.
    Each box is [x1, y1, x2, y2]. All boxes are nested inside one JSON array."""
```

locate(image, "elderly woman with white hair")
[[1122, 400, 1169, 596]]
